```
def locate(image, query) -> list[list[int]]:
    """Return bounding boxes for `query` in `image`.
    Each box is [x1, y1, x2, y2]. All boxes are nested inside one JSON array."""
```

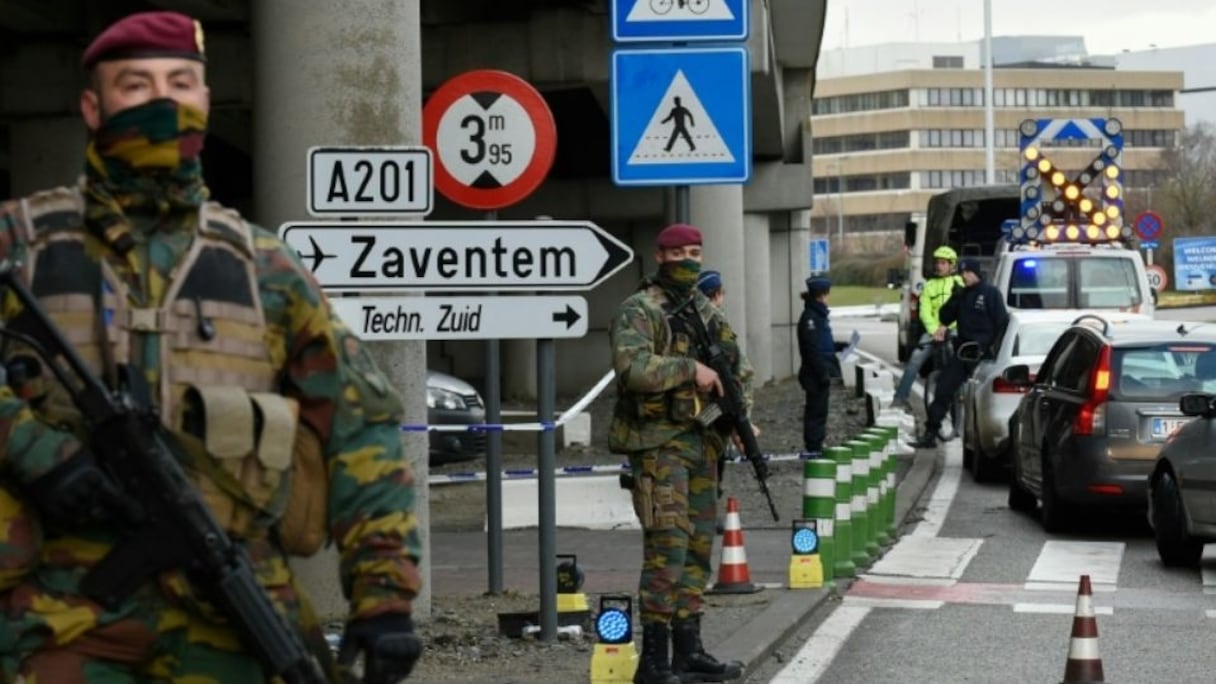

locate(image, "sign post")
[[425, 69, 562, 616]]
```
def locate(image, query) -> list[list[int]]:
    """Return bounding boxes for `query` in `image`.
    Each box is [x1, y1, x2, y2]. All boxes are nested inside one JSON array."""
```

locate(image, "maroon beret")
[[656, 223, 703, 249], [82, 11, 206, 69]]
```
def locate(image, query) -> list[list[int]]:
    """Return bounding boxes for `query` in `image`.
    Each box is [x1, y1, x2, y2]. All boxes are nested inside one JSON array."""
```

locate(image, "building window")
[[815, 172, 910, 194], [812, 130, 910, 155], [1125, 129, 1176, 147], [933, 55, 964, 68], [812, 89, 910, 115]]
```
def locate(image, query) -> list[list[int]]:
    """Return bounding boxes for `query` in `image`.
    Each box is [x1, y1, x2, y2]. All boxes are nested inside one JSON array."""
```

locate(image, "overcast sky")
[[820, 0, 1216, 56]]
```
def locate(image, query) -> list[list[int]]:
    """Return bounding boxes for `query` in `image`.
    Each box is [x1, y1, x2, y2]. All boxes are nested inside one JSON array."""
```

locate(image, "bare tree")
[[1157, 122, 1216, 236]]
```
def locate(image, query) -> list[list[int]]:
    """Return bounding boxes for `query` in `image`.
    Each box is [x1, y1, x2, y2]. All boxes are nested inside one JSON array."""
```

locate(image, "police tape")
[[429, 450, 813, 485]]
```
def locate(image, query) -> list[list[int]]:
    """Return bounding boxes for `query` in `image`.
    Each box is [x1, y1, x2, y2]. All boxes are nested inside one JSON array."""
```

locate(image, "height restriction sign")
[[423, 70, 557, 210]]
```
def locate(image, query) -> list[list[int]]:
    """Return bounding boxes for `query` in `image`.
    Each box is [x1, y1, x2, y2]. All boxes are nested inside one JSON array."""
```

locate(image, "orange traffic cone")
[[1061, 574, 1106, 684], [706, 497, 763, 595]]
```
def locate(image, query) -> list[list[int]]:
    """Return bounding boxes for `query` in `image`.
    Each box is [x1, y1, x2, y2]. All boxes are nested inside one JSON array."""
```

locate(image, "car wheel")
[[972, 448, 999, 484], [1152, 470, 1204, 568], [1007, 452, 1036, 513], [1040, 454, 1071, 533]]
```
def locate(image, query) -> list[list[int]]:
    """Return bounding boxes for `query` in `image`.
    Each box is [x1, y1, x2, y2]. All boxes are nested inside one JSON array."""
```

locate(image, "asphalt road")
[[744, 305, 1216, 684]]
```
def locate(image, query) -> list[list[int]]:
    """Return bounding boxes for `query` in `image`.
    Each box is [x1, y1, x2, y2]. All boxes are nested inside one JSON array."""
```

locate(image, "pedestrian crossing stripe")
[[626, 70, 735, 166], [625, 0, 735, 22]]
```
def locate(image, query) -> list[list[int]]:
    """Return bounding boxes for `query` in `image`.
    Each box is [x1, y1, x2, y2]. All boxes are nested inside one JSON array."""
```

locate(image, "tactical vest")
[[609, 286, 722, 453], [2, 186, 323, 551]]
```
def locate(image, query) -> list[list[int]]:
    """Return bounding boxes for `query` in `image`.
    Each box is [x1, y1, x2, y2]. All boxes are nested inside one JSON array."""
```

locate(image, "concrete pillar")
[[690, 185, 746, 348], [784, 209, 813, 377], [9, 117, 86, 195], [252, 0, 430, 619], [743, 213, 772, 385]]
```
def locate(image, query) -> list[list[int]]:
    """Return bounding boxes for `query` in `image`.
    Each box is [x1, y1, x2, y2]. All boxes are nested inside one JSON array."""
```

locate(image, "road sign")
[[279, 221, 634, 292], [611, 47, 750, 186], [1133, 210, 1164, 242], [809, 238, 829, 274], [610, 0, 748, 43], [422, 70, 556, 210], [1017, 118, 1125, 237], [332, 295, 588, 340], [1146, 264, 1168, 292], [307, 146, 432, 216], [1173, 236, 1216, 291]]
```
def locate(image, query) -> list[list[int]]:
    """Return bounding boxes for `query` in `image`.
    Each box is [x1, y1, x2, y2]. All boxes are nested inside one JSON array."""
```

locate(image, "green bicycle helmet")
[[932, 245, 958, 263]]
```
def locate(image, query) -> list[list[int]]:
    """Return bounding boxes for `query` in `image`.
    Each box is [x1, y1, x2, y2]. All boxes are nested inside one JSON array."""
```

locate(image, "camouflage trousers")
[[627, 430, 719, 624]]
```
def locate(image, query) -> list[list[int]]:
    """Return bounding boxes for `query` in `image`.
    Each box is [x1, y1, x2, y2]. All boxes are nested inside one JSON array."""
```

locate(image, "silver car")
[[961, 310, 1148, 482]]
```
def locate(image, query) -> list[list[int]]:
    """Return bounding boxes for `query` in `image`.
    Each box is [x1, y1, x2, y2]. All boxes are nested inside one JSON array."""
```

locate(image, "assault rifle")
[[673, 298, 779, 521], [0, 262, 332, 684]]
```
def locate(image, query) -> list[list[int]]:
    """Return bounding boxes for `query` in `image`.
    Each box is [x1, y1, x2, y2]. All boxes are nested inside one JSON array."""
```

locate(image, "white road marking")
[[911, 440, 964, 537], [769, 605, 870, 684], [1205, 609, 1216, 619], [1013, 603, 1114, 615], [857, 574, 957, 587], [866, 536, 983, 580], [1200, 545, 1216, 594], [1025, 540, 1125, 590]]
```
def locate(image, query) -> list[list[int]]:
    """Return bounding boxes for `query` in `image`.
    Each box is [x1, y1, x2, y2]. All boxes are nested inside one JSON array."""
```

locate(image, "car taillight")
[[993, 373, 1034, 394], [1073, 345, 1111, 436]]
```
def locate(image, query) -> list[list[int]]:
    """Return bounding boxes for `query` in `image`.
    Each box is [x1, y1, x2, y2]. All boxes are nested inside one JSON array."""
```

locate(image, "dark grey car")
[[1148, 390, 1216, 567], [1004, 318, 1216, 532], [427, 370, 487, 464]]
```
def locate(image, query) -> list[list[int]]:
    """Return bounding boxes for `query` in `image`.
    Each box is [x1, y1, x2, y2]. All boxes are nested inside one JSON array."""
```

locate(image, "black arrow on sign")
[[592, 231, 633, 285], [552, 305, 582, 329]]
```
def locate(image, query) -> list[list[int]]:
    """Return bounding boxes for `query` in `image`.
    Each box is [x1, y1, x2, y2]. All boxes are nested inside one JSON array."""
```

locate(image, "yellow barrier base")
[[558, 592, 590, 613], [590, 642, 639, 683], [788, 554, 824, 589]]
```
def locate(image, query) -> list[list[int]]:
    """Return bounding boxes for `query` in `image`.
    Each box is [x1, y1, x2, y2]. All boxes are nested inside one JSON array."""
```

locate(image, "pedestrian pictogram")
[[423, 70, 556, 210], [628, 73, 734, 165], [612, 47, 750, 186], [612, 0, 748, 42]]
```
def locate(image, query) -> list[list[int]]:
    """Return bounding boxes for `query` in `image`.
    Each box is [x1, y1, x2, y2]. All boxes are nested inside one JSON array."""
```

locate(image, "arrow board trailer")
[[307, 146, 433, 216], [332, 295, 588, 340], [279, 221, 634, 292]]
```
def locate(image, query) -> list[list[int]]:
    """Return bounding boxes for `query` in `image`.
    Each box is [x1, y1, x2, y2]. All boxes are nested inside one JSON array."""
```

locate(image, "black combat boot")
[[634, 622, 681, 684], [670, 614, 743, 682]]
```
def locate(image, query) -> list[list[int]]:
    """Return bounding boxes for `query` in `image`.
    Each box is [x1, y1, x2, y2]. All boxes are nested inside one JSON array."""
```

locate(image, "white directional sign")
[[331, 295, 588, 340], [308, 146, 433, 216], [279, 221, 634, 292]]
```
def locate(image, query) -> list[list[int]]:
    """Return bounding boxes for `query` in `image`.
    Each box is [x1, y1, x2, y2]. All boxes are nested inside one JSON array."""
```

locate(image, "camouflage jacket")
[[0, 185, 420, 628], [608, 276, 753, 453]]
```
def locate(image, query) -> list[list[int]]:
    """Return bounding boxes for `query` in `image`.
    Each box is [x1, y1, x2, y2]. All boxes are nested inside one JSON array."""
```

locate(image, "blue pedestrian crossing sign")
[[611, 0, 749, 43], [611, 47, 751, 186], [809, 238, 830, 274]]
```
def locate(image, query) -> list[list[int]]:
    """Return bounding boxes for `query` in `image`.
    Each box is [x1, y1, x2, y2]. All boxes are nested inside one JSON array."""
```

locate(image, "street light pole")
[[982, 0, 995, 184], [836, 161, 845, 244]]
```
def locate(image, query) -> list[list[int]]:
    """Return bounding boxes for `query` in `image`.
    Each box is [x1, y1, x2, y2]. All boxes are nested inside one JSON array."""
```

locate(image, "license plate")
[[1151, 417, 1190, 439]]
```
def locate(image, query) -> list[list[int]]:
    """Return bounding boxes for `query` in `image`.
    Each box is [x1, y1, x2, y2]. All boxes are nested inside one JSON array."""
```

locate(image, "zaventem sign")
[[279, 221, 633, 291]]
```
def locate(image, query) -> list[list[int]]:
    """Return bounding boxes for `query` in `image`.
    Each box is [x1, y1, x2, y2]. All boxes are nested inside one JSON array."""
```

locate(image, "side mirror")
[[904, 221, 917, 249], [1002, 364, 1032, 386], [1179, 393, 1215, 417]]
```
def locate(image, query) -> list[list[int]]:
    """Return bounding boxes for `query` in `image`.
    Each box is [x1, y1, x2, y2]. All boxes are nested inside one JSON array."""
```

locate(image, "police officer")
[[0, 11, 421, 682], [797, 276, 838, 457], [891, 245, 964, 411], [609, 224, 751, 684], [910, 258, 1009, 448]]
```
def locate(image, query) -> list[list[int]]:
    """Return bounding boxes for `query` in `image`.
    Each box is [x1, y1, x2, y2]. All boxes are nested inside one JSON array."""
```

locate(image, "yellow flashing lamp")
[[1086, 225, 1101, 241], [1037, 158, 1052, 173], [1051, 171, 1066, 186], [1105, 164, 1120, 179], [1105, 225, 1121, 239], [1025, 146, 1041, 161], [1093, 211, 1107, 226], [1079, 198, 1094, 214], [1045, 225, 1061, 241], [1064, 185, 1080, 200], [1106, 206, 1120, 219], [1066, 225, 1081, 241], [1105, 185, 1120, 200]]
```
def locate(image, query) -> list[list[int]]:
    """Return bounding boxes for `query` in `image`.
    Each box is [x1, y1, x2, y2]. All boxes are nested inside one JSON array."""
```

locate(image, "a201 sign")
[[307, 146, 434, 217]]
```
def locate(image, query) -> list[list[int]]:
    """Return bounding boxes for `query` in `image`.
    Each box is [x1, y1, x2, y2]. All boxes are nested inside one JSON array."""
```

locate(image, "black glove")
[[338, 613, 422, 684], [24, 448, 136, 527]]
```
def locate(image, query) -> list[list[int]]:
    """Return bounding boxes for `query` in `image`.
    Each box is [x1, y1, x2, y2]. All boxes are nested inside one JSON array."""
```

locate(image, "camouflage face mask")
[[91, 97, 207, 171], [658, 258, 702, 296]]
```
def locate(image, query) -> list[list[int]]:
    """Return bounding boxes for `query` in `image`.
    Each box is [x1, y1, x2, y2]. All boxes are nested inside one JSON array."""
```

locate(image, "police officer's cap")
[[805, 276, 831, 296], [82, 11, 206, 69], [656, 223, 702, 249], [697, 270, 723, 296]]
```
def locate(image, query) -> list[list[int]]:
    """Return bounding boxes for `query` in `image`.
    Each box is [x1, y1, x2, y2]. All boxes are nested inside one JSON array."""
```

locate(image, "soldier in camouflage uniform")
[[610, 224, 750, 684], [0, 11, 421, 683]]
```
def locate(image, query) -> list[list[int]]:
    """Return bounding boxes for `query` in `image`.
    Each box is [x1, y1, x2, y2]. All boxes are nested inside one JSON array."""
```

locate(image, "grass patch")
[[828, 286, 901, 307]]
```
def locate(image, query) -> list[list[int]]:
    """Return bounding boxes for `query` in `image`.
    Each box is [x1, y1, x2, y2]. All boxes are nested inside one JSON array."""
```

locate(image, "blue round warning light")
[[596, 608, 631, 644], [1019, 259, 1037, 269], [792, 528, 819, 554]]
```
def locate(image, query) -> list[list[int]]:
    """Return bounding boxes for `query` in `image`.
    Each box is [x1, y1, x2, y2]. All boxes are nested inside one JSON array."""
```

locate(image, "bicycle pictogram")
[[650, 0, 710, 15]]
